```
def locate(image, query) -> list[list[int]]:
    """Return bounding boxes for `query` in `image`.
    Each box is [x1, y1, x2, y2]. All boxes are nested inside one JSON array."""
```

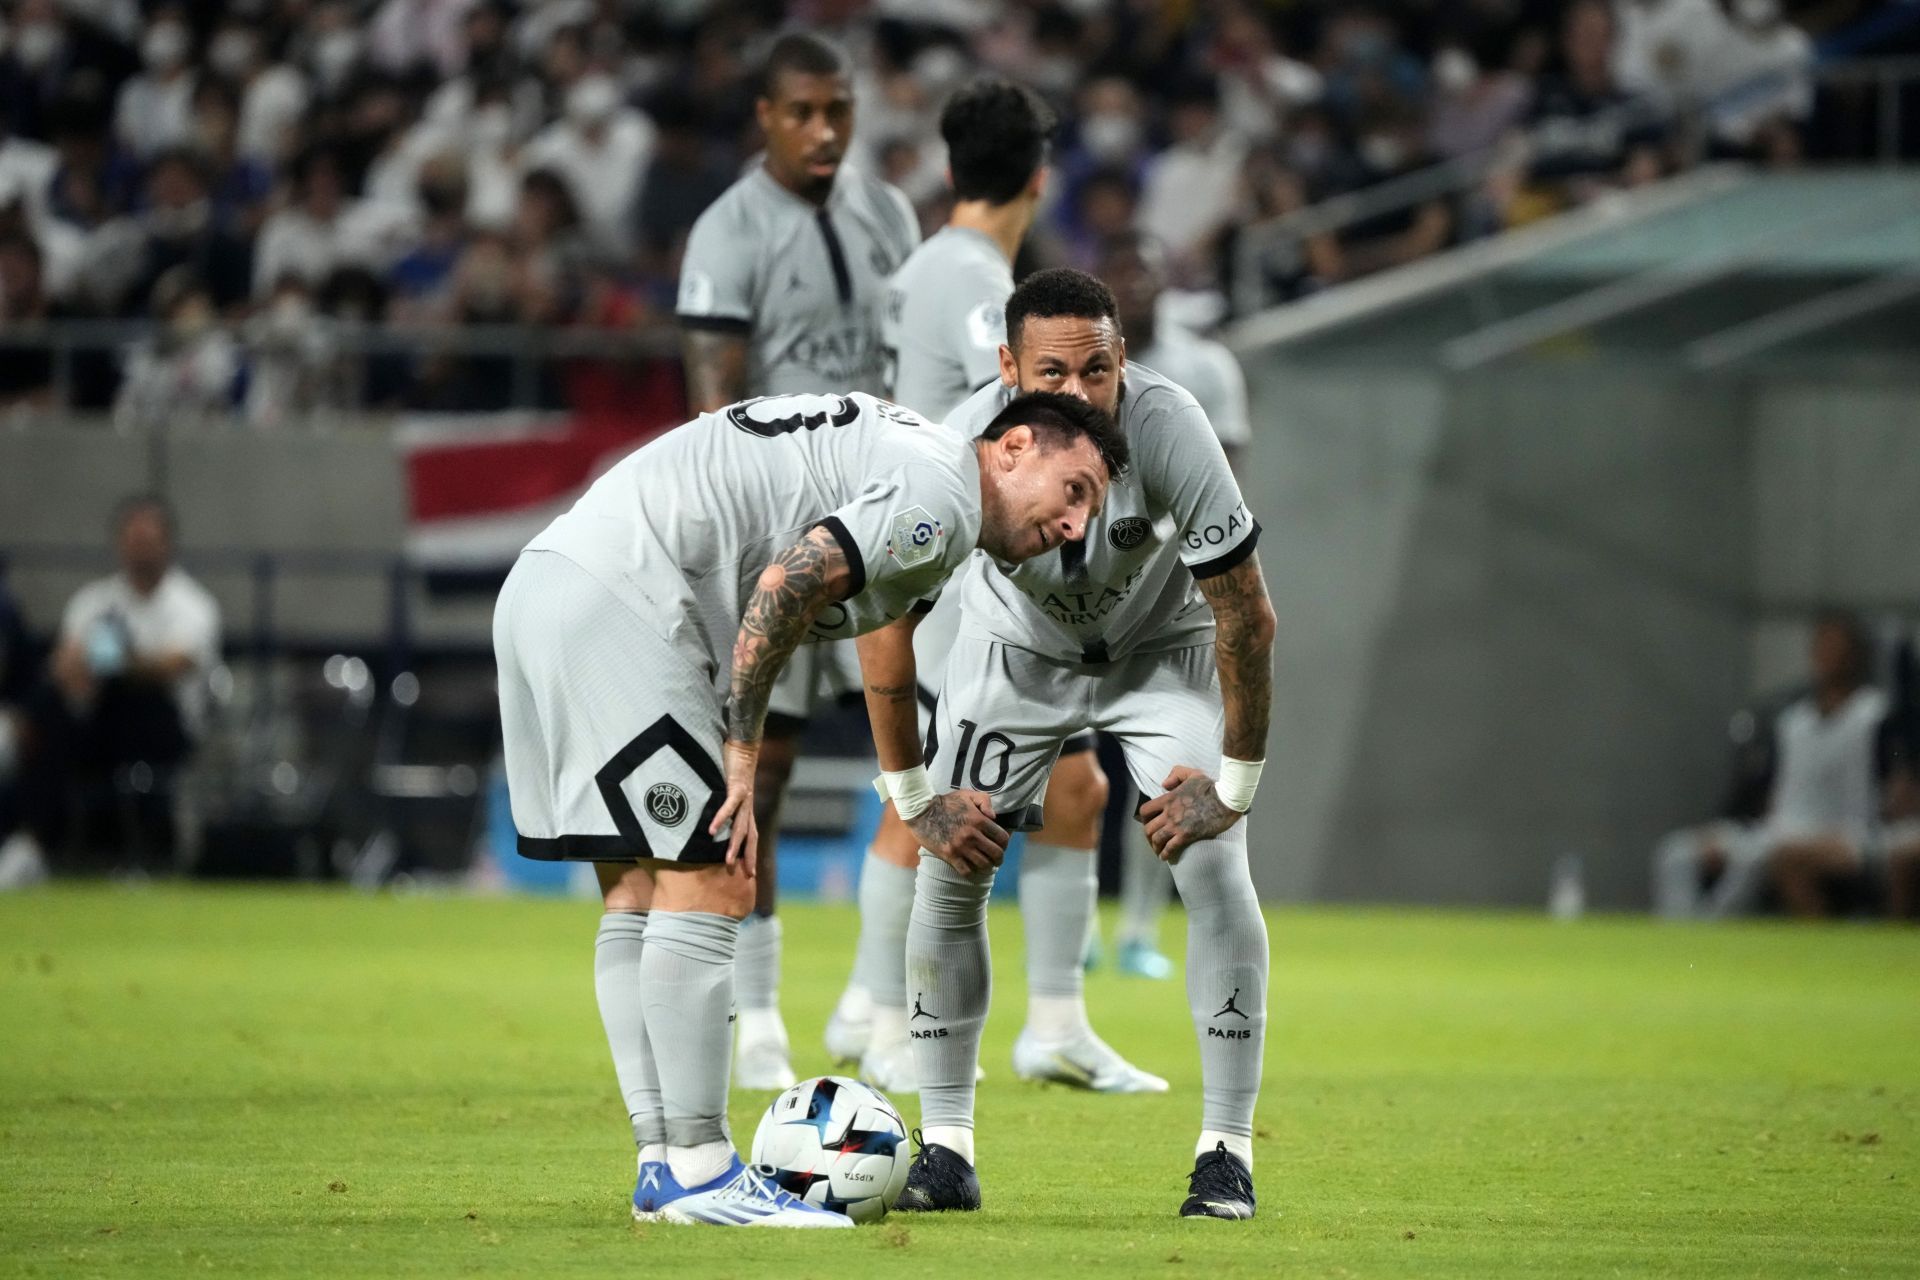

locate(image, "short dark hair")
[[1814, 608, 1875, 685], [978, 390, 1129, 479], [112, 493, 175, 540], [760, 32, 850, 99], [1004, 267, 1119, 350], [941, 77, 1056, 205]]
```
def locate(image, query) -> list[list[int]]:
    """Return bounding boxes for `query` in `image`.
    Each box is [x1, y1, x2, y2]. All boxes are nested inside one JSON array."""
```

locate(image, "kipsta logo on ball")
[[1108, 516, 1151, 550], [644, 783, 688, 827]]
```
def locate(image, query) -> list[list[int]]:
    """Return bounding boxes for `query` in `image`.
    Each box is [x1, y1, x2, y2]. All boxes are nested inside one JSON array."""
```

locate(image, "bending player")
[[494, 388, 1126, 1226], [828, 76, 1161, 1095], [885, 270, 1275, 1220], [676, 32, 919, 1090]]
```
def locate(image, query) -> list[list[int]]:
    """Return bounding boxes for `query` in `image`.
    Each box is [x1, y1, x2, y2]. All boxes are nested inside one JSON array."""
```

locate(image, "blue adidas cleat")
[[658, 1156, 853, 1228], [1117, 938, 1175, 980], [632, 1158, 683, 1222]]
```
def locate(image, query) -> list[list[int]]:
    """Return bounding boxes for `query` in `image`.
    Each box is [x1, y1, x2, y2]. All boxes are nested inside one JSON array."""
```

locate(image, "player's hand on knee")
[[713, 740, 761, 876], [908, 790, 1010, 876], [1139, 766, 1241, 863]]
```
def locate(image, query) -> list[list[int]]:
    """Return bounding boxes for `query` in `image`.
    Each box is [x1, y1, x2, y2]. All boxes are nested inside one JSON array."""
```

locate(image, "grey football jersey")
[[946, 363, 1257, 663], [677, 162, 920, 397], [882, 225, 1011, 420], [526, 392, 981, 690]]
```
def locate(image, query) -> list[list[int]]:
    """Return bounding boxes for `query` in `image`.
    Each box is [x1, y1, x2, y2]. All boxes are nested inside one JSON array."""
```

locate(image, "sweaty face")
[[1002, 315, 1125, 417], [758, 71, 853, 203], [982, 427, 1108, 564]]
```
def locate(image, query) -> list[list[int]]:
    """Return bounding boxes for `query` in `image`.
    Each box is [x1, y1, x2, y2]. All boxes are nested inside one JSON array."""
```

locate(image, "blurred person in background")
[[0, 568, 36, 887], [203, 18, 310, 169], [1207, 0, 1322, 145], [253, 144, 363, 300], [1653, 613, 1887, 920], [0, 0, 82, 143], [188, 78, 274, 238], [1329, 105, 1456, 279], [1085, 229, 1252, 981], [522, 73, 654, 259], [1514, 0, 1666, 223], [114, 267, 242, 427], [0, 495, 220, 887], [674, 31, 920, 1092], [113, 7, 196, 161], [633, 94, 734, 299], [0, 229, 57, 412], [126, 148, 254, 317], [1135, 74, 1248, 286]]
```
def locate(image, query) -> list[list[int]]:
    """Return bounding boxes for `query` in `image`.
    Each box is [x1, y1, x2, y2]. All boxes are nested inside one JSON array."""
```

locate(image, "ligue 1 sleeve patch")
[[888, 506, 944, 570]]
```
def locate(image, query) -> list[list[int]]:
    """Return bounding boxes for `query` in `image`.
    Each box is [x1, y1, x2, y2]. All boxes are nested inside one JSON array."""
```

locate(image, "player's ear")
[[998, 343, 1017, 387], [754, 94, 774, 135], [998, 424, 1034, 466], [1027, 166, 1047, 201]]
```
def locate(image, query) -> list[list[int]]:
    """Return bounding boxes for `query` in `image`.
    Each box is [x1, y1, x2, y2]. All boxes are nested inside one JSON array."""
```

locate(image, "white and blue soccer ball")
[[750, 1075, 909, 1223]]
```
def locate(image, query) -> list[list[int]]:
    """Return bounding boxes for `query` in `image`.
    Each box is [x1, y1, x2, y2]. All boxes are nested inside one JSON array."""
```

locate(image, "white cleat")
[[823, 987, 872, 1064], [660, 1157, 853, 1228], [858, 1038, 917, 1093], [734, 1014, 797, 1092], [1012, 1028, 1169, 1094]]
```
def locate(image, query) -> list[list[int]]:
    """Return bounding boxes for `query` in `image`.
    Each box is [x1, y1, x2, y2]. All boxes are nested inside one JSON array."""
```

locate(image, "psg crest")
[[645, 783, 689, 827], [1108, 516, 1151, 550]]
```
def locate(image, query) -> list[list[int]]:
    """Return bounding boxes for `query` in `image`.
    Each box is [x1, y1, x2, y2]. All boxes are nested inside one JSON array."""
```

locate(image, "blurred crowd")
[[0, 0, 1891, 421]]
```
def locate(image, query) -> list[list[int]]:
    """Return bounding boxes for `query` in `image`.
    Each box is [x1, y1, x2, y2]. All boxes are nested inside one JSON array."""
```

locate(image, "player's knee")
[[596, 862, 653, 912], [1169, 836, 1256, 912]]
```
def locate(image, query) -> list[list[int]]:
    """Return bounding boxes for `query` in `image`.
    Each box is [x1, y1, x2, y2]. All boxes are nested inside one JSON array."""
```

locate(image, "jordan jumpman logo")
[[1215, 987, 1249, 1020], [910, 993, 936, 1020]]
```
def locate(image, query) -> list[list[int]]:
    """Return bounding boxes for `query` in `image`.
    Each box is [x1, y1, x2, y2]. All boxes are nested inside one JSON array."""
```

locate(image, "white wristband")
[[1215, 756, 1264, 813], [872, 764, 936, 821]]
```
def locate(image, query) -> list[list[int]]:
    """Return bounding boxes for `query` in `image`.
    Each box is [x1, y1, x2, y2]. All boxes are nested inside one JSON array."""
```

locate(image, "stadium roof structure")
[[1229, 166, 1920, 377]]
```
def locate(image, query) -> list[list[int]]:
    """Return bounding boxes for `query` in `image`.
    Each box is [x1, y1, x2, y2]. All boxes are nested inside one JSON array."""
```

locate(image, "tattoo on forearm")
[[1198, 553, 1275, 762], [683, 330, 748, 412], [866, 682, 916, 706], [727, 527, 847, 742]]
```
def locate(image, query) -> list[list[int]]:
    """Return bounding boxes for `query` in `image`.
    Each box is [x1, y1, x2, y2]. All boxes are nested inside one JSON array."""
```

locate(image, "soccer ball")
[[750, 1075, 910, 1223]]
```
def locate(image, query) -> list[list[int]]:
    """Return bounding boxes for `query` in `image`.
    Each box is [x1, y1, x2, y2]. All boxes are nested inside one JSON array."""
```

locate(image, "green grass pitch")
[[2, 887, 1915, 1278]]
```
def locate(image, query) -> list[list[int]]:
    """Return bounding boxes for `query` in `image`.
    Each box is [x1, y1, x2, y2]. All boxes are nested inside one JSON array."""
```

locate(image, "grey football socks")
[[1171, 835, 1268, 1144], [1118, 815, 1174, 947], [1018, 842, 1097, 1041], [640, 910, 740, 1176], [593, 911, 665, 1150], [853, 851, 918, 1009], [906, 854, 995, 1156], [734, 911, 781, 1012]]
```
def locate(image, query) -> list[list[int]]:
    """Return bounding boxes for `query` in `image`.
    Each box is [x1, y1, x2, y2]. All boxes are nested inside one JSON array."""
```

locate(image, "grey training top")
[[676, 162, 920, 397], [527, 392, 981, 691], [882, 225, 1012, 420], [945, 362, 1258, 664]]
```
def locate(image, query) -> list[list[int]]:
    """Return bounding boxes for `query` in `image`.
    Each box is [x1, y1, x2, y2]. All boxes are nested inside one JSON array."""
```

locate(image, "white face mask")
[[14, 21, 64, 69], [143, 23, 189, 70], [1433, 47, 1477, 94], [1081, 113, 1141, 163], [1360, 133, 1407, 172], [469, 105, 513, 151], [210, 31, 257, 77], [312, 30, 362, 85]]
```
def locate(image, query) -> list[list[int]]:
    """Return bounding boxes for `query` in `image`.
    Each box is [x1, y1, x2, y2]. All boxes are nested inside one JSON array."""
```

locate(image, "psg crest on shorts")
[[1108, 516, 1151, 550], [644, 783, 689, 827]]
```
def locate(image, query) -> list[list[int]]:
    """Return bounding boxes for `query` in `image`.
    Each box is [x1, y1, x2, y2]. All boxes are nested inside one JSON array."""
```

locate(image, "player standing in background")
[[498, 388, 1127, 1226], [828, 78, 1164, 1098], [674, 32, 920, 1090], [1087, 230, 1254, 981], [887, 270, 1274, 1220]]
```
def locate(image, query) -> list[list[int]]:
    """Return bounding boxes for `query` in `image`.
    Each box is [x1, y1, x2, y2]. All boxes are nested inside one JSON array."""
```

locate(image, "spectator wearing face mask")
[[188, 78, 273, 237], [204, 19, 310, 168], [1427, 31, 1535, 162], [0, 0, 77, 143], [114, 267, 242, 427], [1518, 0, 1666, 220], [253, 145, 362, 299], [1208, 0, 1322, 144], [521, 75, 654, 259], [300, 2, 366, 105], [128, 148, 253, 317], [1135, 74, 1248, 283], [114, 12, 197, 160]]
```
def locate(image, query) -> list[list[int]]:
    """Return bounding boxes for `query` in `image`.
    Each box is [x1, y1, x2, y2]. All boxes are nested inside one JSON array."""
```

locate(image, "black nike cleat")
[[892, 1131, 982, 1213], [1179, 1142, 1256, 1220]]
